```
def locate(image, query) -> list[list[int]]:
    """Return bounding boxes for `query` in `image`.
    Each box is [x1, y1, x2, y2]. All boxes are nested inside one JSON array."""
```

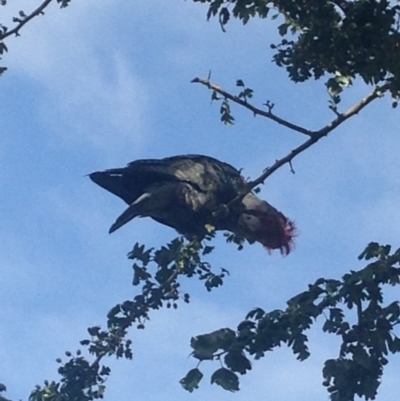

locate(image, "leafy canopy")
[[195, 0, 400, 103]]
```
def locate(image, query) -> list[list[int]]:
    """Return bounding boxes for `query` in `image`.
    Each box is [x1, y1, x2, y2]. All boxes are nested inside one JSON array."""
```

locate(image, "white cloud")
[[37, 52, 149, 153], [4, 1, 150, 154]]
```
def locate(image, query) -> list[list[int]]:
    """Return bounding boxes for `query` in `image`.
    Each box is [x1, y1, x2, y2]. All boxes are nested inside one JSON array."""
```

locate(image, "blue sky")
[[1, 1, 400, 400]]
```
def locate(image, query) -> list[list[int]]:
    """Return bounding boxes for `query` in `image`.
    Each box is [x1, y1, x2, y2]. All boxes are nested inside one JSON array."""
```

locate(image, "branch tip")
[[193, 76, 312, 137], [0, 0, 53, 41]]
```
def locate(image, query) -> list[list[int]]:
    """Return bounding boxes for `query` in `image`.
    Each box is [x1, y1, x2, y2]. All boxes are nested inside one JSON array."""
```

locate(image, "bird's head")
[[239, 198, 296, 255]]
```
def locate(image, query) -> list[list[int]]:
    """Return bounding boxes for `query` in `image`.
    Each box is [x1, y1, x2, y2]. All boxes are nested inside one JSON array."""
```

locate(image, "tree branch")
[[191, 77, 387, 206], [247, 84, 388, 188], [213, 83, 388, 211], [0, 0, 53, 41], [192, 76, 313, 137]]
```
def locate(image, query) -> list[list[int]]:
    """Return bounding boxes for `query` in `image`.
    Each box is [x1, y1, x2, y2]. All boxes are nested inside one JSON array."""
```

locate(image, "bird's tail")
[[89, 170, 135, 204], [108, 193, 151, 233]]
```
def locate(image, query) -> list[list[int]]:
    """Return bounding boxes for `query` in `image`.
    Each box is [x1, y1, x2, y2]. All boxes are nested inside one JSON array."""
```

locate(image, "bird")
[[89, 155, 296, 255]]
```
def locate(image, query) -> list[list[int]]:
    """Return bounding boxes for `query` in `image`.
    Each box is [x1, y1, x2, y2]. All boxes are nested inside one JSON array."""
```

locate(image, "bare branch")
[[0, 0, 53, 41], [192, 76, 313, 137], [248, 84, 389, 188], [193, 75, 388, 199]]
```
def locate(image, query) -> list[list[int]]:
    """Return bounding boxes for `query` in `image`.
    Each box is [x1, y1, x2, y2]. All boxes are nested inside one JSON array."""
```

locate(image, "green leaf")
[[180, 368, 203, 392], [127, 243, 152, 264], [326, 78, 343, 97], [211, 368, 239, 392], [219, 98, 235, 125], [211, 90, 220, 101], [246, 307, 265, 320], [237, 320, 256, 331], [191, 328, 236, 360], [0, 42, 8, 55], [335, 74, 352, 87], [205, 274, 223, 291], [57, 0, 72, 7], [219, 7, 230, 30], [206, 0, 223, 21], [278, 23, 289, 36], [132, 263, 151, 285], [224, 350, 252, 374], [358, 242, 381, 260], [291, 334, 310, 360], [202, 245, 215, 255], [243, 88, 253, 98], [388, 335, 400, 353]]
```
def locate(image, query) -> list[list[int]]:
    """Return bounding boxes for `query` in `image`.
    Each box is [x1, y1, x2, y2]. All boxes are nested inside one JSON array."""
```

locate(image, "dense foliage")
[[182, 243, 400, 400], [195, 0, 400, 107], [2, 242, 399, 401]]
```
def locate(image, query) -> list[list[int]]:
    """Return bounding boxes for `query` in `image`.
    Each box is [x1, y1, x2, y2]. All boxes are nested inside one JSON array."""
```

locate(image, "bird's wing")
[[108, 181, 181, 233], [90, 154, 246, 210], [141, 155, 246, 200], [89, 161, 182, 205]]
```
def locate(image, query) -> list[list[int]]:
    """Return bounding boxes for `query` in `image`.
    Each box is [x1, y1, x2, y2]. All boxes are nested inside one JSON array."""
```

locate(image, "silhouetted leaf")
[[180, 368, 203, 392], [224, 350, 252, 374], [191, 328, 236, 360], [211, 368, 239, 392]]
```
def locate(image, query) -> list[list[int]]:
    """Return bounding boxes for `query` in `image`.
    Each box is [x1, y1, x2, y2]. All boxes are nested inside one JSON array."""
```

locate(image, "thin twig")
[[289, 160, 295, 174], [0, 0, 53, 41], [192, 76, 313, 137]]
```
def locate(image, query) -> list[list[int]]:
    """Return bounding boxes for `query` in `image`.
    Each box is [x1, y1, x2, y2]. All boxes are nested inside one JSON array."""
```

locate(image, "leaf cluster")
[[181, 242, 400, 400], [21, 235, 228, 401], [0, 384, 11, 401], [210, 79, 254, 125], [30, 352, 110, 401], [195, 0, 400, 102], [3, 236, 399, 401]]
